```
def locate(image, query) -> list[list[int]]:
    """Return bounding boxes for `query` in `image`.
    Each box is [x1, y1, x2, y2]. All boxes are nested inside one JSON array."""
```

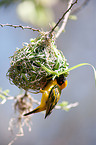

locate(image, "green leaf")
[[58, 63, 96, 86], [0, 94, 5, 100], [58, 101, 68, 107], [5, 89, 10, 93], [69, 15, 77, 20], [3, 89, 10, 96], [41, 63, 96, 86], [41, 64, 58, 75]]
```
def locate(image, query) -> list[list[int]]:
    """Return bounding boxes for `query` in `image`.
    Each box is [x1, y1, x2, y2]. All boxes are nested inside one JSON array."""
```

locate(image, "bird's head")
[[56, 74, 67, 90]]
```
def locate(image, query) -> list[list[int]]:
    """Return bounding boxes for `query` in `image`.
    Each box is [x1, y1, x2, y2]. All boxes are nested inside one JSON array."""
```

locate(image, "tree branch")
[[55, 102, 79, 110], [49, 0, 78, 37], [55, 0, 74, 38], [0, 23, 41, 32], [0, 0, 78, 36], [72, 0, 90, 14]]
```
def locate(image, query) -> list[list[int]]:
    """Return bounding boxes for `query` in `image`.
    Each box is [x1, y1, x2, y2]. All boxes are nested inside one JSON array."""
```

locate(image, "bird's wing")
[[45, 85, 61, 118]]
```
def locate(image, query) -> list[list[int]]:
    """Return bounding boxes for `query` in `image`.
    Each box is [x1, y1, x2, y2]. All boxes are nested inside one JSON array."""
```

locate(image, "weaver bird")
[[24, 74, 67, 118]]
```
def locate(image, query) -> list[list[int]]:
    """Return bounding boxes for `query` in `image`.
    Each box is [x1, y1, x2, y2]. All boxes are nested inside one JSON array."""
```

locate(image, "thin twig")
[[0, 1, 78, 36], [55, 102, 79, 110], [49, 0, 78, 37], [0, 89, 13, 98], [32, 98, 40, 105], [56, 0, 74, 38], [0, 90, 40, 105], [72, 0, 90, 14], [0, 23, 41, 32], [0, 89, 14, 104]]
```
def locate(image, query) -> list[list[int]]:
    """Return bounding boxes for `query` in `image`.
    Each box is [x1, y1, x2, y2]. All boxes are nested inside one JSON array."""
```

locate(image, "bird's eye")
[[56, 74, 66, 86]]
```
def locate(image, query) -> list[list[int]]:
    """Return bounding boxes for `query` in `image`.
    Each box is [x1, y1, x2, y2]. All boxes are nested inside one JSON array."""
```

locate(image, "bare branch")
[[72, 0, 90, 14], [56, 0, 74, 38], [0, 23, 41, 32], [0, 89, 12, 98], [0, 1, 78, 36], [55, 102, 79, 110], [49, 0, 78, 37], [0, 89, 40, 105], [0, 89, 14, 104]]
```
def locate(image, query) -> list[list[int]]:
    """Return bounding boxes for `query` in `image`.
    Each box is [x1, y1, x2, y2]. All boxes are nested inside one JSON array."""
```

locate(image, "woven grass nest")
[[7, 32, 69, 93]]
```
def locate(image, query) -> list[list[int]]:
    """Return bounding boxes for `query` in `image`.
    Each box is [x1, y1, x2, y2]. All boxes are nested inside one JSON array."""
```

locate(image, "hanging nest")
[[7, 32, 69, 93]]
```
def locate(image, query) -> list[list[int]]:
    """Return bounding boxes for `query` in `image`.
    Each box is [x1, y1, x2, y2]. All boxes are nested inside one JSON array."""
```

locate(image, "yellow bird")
[[24, 74, 67, 118]]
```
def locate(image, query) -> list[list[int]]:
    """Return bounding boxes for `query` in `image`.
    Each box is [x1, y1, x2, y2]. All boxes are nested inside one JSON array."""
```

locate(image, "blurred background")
[[0, 0, 96, 145]]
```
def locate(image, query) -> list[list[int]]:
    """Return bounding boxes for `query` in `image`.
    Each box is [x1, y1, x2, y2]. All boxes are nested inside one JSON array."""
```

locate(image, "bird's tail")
[[24, 105, 45, 116]]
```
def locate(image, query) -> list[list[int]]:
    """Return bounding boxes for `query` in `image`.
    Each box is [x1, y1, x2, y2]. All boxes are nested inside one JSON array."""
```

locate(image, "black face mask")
[[56, 74, 66, 86]]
